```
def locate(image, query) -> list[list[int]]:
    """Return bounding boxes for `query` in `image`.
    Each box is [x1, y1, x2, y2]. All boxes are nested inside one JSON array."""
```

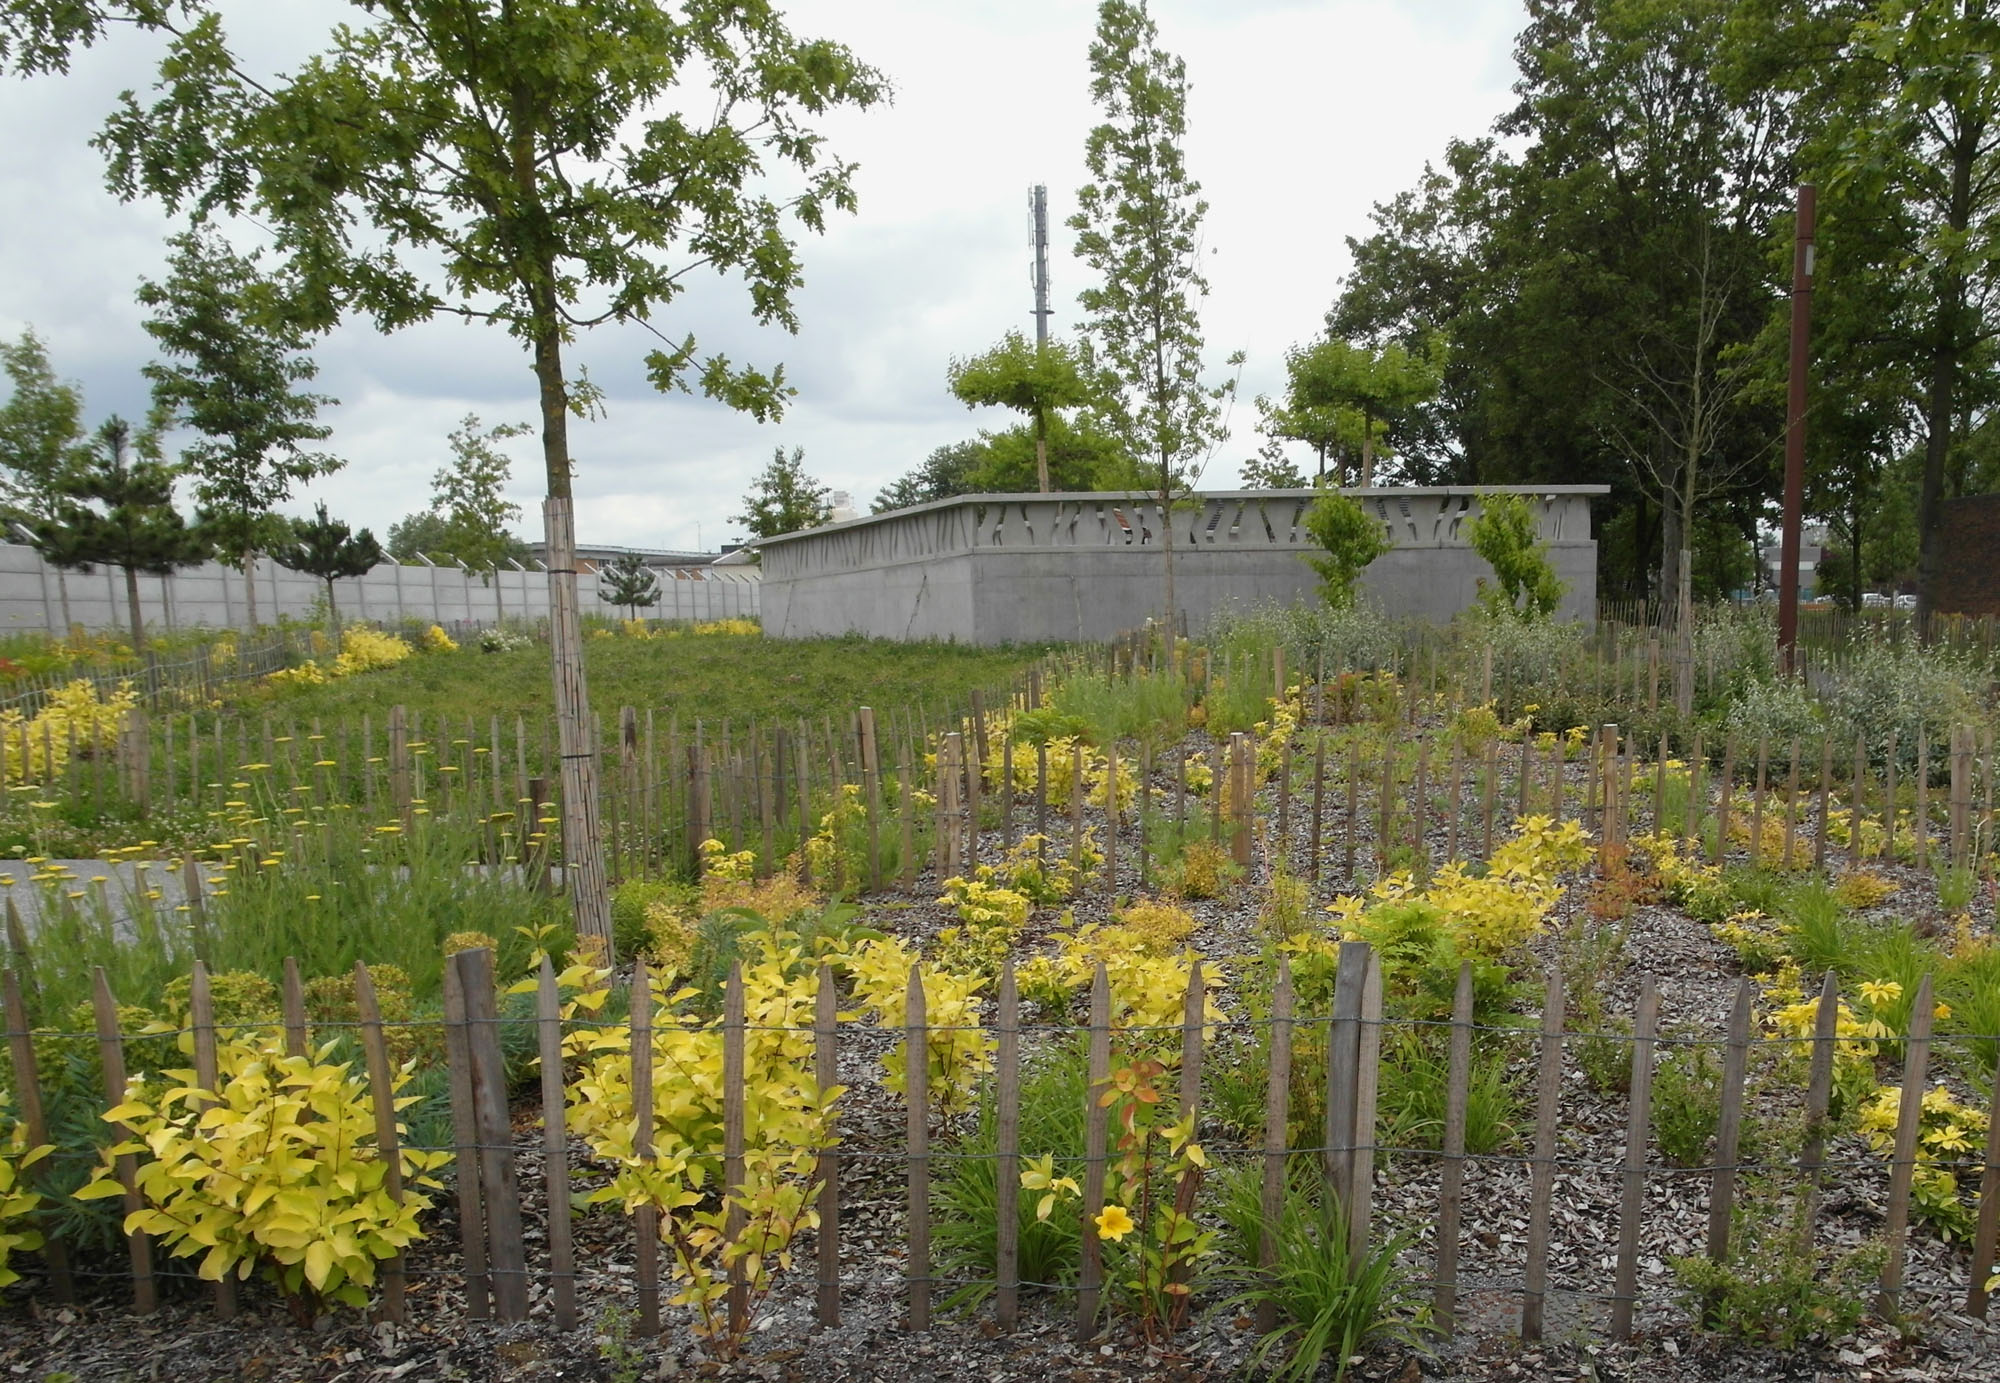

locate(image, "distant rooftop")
[[522, 541, 743, 568]]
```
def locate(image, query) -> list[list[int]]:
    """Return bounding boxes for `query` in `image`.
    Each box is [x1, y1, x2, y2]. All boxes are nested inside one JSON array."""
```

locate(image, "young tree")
[[5, 2, 888, 947], [384, 510, 459, 564], [1467, 492, 1566, 622], [139, 230, 340, 632], [272, 501, 382, 651], [1239, 440, 1309, 489], [0, 329, 90, 628], [734, 446, 832, 541], [947, 331, 1095, 492], [33, 415, 208, 651], [430, 415, 529, 573], [1301, 492, 1390, 608], [1071, 0, 1238, 622], [599, 553, 661, 621]]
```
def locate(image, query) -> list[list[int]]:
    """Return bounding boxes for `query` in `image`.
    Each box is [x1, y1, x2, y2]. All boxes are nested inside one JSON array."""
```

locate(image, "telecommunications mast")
[[1030, 183, 1051, 346]]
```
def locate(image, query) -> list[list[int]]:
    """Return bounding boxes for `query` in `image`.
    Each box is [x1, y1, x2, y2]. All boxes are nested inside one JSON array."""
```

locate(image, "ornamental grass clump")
[[79, 1032, 448, 1318]]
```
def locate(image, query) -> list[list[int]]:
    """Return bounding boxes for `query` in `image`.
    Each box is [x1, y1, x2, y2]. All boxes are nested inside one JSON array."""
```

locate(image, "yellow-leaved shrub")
[[564, 948, 835, 1354], [0, 1130, 50, 1289], [842, 936, 993, 1111], [0, 677, 138, 782], [78, 1033, 447, 1311]]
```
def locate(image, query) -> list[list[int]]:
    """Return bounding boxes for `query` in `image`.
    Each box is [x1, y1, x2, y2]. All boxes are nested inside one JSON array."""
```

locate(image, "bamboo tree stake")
[[722, 962, 750, 1338]]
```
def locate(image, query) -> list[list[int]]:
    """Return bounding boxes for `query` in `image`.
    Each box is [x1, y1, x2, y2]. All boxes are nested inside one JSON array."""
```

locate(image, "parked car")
[[1894, 593, 1917, 610], [1861, 592, 1890, 608]]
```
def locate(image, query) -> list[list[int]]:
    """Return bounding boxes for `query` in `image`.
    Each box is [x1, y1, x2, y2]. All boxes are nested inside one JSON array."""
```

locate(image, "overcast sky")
[[0, 0, 1527, 553]]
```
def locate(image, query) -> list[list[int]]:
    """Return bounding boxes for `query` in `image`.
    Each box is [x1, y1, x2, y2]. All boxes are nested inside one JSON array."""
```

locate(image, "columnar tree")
[[273, 501, 382, 651], [4, 2, 889, 944], [0, 329, 90, 628], [1070, 0, 1237, 623], [139, 231, 340, 631], [388, 415, 530, 575], [34, 415, 208, 651]]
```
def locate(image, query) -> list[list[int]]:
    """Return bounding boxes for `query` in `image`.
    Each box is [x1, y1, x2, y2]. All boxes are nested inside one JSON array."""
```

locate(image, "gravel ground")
[[6, 724, 1998, 1381]]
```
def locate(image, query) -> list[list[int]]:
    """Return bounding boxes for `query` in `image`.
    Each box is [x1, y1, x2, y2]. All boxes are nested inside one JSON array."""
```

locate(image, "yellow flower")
[[1858, 979, 1902, 1008], [1094, 1204, 1135, 1242]]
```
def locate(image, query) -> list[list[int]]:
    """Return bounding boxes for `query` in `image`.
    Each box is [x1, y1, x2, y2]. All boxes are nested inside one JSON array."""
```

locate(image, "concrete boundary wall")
[[0, 544, 760, 635], [758, 487, 1605, 644]]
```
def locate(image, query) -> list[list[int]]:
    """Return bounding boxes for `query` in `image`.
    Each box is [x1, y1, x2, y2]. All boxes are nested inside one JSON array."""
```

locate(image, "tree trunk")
[[1034, 408, 1051, 493], [533, 315, 612, 947], [243, 547, 260, 632], [1360, 426, 1376, 487], [1658, 496, 1684, 617], [1158, 452, 1176, 629], [325, 578, 342, 655], [55, 567, 72, 636], [1914, 341, 1958, 627], [122, 564, 145, 654]]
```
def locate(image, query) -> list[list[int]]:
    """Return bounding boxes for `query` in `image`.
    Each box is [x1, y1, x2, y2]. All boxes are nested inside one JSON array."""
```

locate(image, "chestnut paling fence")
[[7, 942, 2000, 1342]]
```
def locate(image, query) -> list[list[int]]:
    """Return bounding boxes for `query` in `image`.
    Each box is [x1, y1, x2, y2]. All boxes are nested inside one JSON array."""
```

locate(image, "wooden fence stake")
[[1324, 940, 1369, 1198], [1347, 949, 1383, 1267], [1077, 963, 1112, 1340], [1432, 962, 1475, 1337], [1520, 970, 1565, 1342], [281, 955, 308, 1060], [1257, 958, 1295, 1336], [629, 958, 661, 1334], [186, 962, 237, 1319], [532, 956, 576, 1330], [1966, 1046, 2000, 1317], [721, 962, 750, 1338], [1611, 976, 1661, 1339], [994, 961, 1021, 1331], [92, 967, 156, 1312], [906, 963, 931, 1331], [1706, 979, 1754, 1267], [4, 969, 69, 1300], [794, 965, 834, 1328], [1879, 973, 1936, 1315], [456, 948, 528, 1322], [1797, 971, 1841, 1247]]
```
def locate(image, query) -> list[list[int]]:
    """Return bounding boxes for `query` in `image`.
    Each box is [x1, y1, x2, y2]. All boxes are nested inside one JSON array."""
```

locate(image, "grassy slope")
[[232, 632, 1050, 728]]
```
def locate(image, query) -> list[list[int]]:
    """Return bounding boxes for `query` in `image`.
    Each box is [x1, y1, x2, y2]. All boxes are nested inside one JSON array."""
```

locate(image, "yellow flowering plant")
[[1857, 1083, 1987, 1241], [841, 936, 994, 1113]]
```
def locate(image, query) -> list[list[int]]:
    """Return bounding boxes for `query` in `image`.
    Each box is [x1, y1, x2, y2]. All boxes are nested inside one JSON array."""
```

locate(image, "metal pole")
[[1030, 184, 1050, 347], [1778, 183, 1815, 673]]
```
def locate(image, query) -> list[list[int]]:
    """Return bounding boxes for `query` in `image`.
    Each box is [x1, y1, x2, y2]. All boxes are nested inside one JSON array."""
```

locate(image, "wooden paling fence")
[[8, 944, 2000, 1340]]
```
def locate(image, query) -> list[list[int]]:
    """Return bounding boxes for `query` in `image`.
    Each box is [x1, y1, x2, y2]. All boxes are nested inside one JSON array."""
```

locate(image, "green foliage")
[[1673, 1182, 1884, 1349], [1048, 669, 1187, 745], [139, 229, 339, 570], [948, 331, 1097, 492], [1219, 1163, 1424, 1383], [933, 1042, 1090, 1305], [388, 415, 529, 571], [1467, 493, 1564, 621], [1301, 491, 1390, 610], [1652, 1040, 1721, 1168], [735, 445, 831, 541], [1375, 1028, 1519, 1155], [1071, 0, 1231, 495], [0, 327, 89, 529], [598, 552, 661, 617], [1256, 336, 1445, 485], [31, 416, 209, 648], [273, 501, 382, 641]]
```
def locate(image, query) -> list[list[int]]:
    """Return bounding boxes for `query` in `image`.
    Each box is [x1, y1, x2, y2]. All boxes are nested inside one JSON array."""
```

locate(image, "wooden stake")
[[815, 963, 842, 1327], [906, 964, 931, 1331], [1878, 974, 1936, 1315], [1256, 958, 1295, 1336], [994, 962, 1021, 1330], [1077, 964, 1111, 1340], [629, 959, 660, 1334], [92, 968, 155, 1312], [532, 956, 575, 1329], [1520, 970, 1564, 1342], [1706, 980, 1754, 1266], [1433, 962, 1475, 1337]]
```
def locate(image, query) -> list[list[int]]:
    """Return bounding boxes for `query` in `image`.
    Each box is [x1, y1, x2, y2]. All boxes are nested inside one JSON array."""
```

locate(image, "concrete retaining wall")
[[0, 544, 760, 635], [758, 488, 1604, 644]]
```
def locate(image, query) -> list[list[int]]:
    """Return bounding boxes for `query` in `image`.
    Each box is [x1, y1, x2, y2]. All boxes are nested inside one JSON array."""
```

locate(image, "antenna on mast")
[[1030, 184, 1051, 347]]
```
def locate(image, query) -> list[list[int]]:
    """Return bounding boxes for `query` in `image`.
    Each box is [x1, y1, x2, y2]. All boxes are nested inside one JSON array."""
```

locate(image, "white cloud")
[[0, 0, 1526, 552]]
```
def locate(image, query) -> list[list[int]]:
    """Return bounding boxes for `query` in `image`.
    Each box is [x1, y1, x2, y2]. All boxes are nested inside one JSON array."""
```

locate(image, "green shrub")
[[1301, 493, 1390, 611], [1467, 492, 1564, 621], [1652, 1040, 1721, 1168], [1673, 1182, 1883, 1348]]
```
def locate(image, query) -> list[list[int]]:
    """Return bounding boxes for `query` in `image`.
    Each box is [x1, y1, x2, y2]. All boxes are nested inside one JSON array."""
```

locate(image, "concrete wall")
[[759, 487, 1604, 644], [0, 543, 760, 635]]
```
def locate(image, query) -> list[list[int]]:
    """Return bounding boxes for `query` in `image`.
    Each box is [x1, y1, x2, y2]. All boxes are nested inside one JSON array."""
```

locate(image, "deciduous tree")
[[734, 446, 831, 541], [1071, 0, 1238, 622], [947, 331, 1095, 492], [0, 329, 90, 628], [139, 230, 340, 632], [4, 0, 889, 943]]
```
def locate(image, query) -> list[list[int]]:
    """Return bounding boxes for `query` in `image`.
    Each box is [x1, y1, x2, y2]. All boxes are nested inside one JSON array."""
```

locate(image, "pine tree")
[[599, 553, 661, 621], [273, 501, 383, 651], [33, 416, 208, 651]]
